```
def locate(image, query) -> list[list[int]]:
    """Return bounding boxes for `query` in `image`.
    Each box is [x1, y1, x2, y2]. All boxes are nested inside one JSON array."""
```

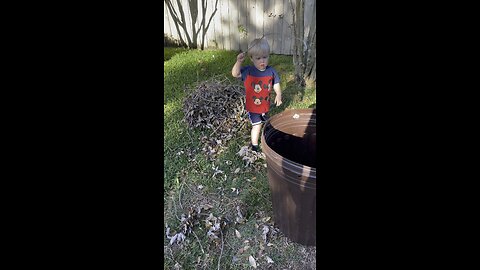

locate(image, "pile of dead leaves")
[[183, 75, 248, 160]]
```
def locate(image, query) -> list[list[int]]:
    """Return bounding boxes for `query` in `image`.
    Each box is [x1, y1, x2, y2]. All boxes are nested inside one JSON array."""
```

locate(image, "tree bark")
[[291, 0, 316, 86]]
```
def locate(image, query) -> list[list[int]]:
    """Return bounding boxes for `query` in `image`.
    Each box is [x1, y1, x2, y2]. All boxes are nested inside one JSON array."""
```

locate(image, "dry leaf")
[[237, 146, 249, 156], [248, 255, 257, 269], [169, 232, 186, 245], [165, 224, 171, 239], [236, 206, 243, 219], [266, 256, 274, 264], [235, 229, 241, 239], [202, 204, 213, 210], [234, 168, 240, 173], [262, 225, 270, 243]]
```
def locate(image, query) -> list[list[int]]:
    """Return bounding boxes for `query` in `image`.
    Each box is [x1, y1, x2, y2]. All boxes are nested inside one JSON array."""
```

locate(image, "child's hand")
[[236, 52, 246, 63], [274, 95, 282, 106]]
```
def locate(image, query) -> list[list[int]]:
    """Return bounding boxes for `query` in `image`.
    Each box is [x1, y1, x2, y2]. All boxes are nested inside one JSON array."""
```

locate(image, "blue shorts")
[[248, 112, 269, 126]]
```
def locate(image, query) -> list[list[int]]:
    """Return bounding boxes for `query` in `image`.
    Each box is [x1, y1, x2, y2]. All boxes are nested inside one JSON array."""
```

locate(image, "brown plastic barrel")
[[261, 108, 316, 246]]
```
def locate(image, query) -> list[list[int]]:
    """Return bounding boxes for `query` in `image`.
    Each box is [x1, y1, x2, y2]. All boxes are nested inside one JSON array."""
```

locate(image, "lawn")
[[164, 47, 316, 269]]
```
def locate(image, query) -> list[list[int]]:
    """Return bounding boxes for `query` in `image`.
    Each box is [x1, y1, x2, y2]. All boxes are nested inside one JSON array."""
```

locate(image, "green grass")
[[164, 47, 314, 189], [164, 46, 316, 269]]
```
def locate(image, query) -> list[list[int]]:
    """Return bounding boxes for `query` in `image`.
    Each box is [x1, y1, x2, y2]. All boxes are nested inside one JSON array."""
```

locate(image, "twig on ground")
[[217, 229, 224, 270], [178, 181, 184, 210], [185, 128, 194, 144], [192, 230, 205, 254], [209, 118, 228, 137], [185, 183, 221, 205], [166, 247, 182, 268], [171, 196, 181, 221], [223, 235, 235, 250]]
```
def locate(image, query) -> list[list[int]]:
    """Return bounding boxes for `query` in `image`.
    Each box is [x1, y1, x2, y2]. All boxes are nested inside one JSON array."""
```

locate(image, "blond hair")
[[247, 38, 270, 57]]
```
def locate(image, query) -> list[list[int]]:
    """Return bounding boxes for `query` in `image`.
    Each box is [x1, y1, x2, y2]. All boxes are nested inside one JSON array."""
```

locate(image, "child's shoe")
[[249, 143, 260, 152]]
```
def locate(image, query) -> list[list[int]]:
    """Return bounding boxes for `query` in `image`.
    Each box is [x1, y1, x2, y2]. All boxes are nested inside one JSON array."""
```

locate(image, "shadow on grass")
[[164, 47, 188, 62]]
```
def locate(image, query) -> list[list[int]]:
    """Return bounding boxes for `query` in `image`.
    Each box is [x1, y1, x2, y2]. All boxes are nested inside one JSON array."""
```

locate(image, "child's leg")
[[251, 123, 263, 146]]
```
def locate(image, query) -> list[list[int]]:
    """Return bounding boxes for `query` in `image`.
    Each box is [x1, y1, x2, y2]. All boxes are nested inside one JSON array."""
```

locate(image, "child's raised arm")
[[231, 52, 245, 78]]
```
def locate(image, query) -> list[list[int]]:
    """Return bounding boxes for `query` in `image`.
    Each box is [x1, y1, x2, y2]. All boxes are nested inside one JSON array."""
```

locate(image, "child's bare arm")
[[231, 53, 245, 78], [273, 83, 282, 106]]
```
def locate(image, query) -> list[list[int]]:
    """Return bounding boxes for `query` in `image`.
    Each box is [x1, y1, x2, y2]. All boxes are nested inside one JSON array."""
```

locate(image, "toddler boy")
[[231, 38, 282, 151]]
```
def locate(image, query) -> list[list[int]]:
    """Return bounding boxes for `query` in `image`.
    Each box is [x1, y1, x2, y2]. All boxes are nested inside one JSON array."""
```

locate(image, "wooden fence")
[[164, 0, 315, 55]]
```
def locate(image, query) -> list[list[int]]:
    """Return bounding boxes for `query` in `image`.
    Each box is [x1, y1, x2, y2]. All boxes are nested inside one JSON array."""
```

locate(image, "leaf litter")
[[183, 75, 249, 161], [165, 187, 316, 269]]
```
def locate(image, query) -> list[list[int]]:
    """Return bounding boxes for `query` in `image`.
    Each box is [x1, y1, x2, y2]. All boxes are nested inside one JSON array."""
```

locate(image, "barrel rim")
[[261, 109, 316, 186]]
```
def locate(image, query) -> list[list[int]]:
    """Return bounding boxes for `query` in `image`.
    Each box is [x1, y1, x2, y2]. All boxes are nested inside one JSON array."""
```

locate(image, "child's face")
[[250, 53, 269, 71]]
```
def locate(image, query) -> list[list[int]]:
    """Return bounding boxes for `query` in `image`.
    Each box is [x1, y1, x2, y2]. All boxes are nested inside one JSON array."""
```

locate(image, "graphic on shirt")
[[251, 81, 263, 93], [252, 95, 269, 105], [265, 79, 273, 91], [245, 75, 272, 113]]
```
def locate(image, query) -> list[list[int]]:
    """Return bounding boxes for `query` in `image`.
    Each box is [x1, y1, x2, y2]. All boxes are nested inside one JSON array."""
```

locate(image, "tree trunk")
[[292, 0, 316, 87]]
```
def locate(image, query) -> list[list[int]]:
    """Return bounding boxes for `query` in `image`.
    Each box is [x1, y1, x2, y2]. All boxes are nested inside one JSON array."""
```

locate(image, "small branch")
[[217, 229, 224, 270], [171, 196, 181, 221], [192, 230, 205, 254], [209, 118, 228, 137], [178, 180, 184, 210]]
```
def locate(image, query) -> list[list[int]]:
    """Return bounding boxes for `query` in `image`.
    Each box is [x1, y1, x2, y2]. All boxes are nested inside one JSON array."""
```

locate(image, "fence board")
[[230, 0, 240, 51], [263, 0, 275, 53], [204, 0, 216, 49], [246, 0, 256, 46], [281, 0, 293, 55], [165, 1, 179, 42], [271, 0, 282, 54], [213, 0, 222, 49], [238, 0, 247, 52], [255, 0, 264, 39], [164, 0, 314, 55], [220, 0, 230, 50], [164, 3, 171, 44], [194, 0, 203, 48]]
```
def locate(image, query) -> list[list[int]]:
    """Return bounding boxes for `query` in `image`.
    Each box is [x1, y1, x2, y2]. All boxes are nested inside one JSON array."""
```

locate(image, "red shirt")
[[240, 66, 280, 114]]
